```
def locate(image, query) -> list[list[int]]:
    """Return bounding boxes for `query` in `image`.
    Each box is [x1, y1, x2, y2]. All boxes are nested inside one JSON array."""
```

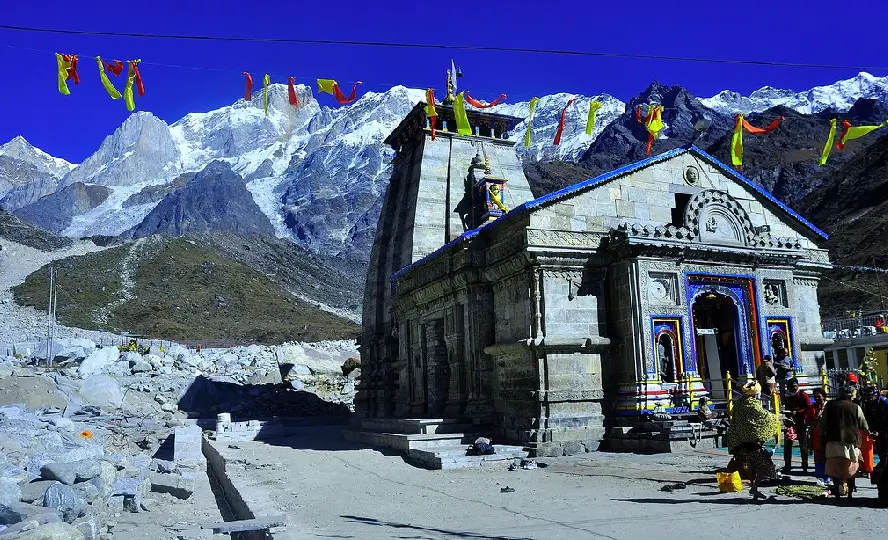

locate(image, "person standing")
[[726, 382, 780, 500], [782, 377, 811, 474], [807, 388, 828, 485], [819, 384, 869, 498], [757, 356, 777, 408]]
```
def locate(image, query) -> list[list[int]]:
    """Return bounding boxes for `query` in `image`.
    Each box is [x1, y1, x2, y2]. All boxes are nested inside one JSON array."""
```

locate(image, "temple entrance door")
[[692, 292, 741, 400]]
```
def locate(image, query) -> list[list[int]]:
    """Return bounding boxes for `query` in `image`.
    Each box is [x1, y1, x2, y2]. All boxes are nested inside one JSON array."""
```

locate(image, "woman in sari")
[[819, 384, 869, 498], [726, 381, 780, 500]]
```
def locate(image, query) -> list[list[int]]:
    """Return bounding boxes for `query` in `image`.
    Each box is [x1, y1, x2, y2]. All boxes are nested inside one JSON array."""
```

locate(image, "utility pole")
[[46, 264, 54, 368]]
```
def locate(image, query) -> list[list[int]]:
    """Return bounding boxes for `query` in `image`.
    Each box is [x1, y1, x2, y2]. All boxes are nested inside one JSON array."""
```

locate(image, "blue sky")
[[1, 0, 885, 163]]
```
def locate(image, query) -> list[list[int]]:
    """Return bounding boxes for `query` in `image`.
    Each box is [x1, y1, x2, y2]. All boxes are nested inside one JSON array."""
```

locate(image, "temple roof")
[[515, 145, 828, 240], [392, 145, 829, 282], [383, 102, 524, 152]]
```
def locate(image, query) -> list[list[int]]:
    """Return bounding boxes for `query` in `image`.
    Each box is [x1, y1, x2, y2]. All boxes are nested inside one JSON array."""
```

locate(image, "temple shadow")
[[339, 515, 537, 540]]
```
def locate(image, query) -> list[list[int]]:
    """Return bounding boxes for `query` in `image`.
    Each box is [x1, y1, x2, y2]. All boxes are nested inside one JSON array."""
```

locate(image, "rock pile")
[[0, 337, 359, 539]]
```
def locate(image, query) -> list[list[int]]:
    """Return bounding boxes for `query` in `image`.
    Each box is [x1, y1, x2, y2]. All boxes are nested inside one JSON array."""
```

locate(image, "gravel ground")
[[212, 427, 884, 540], [0, 237, 124, 344]]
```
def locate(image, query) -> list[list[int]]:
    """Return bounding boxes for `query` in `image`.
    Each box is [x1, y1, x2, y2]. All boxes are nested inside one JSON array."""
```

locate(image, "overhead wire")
[[2, 24, 888, 72]]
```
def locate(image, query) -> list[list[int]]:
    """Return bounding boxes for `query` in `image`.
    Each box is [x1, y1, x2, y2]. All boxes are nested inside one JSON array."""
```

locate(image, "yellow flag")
[[585, 101, 602, 136], [424, 88, 436, 118], [453, 92, 472, 136], [96, 57, 121, 100], [317, 79, 337, 95], [646, 105, 665, 136], [819, 119, 836, 166], [56, 53, 71, 96], [263, 74, 270, 116], [524, 97, 540, 147], [730, 114, 744, 168], [123, 62, 137, 112], [838, 119, 888, 148]]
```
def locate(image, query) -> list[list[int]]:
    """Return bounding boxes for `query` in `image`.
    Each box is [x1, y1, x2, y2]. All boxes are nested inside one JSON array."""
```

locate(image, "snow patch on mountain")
[[0, 136, 77, 178], [490, 93, 626, 162], [62, 181, 165, 238], [701, 71, 888, 115]]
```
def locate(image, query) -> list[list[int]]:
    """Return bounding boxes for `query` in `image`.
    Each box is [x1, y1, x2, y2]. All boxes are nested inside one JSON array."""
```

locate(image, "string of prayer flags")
[[524, 97, 540, 147], [425, 89, 437, 141], [123, 59, 144, 112], [55, 54, 80, 95], [96, 57, 122, 100], [730, 113, 783, 169], [464, 92, 507, 109], [263, 74, 270, 116], [243, 72, 253, 101], [453, 91, 472, 136], [553, 98, 576, 146], [288, 77, 299, 106], [836, 119, 888, 150], [585, 101, 602, 136], [317, 79, 363, 105], [636, 104, 665, 155], [819, 119, 837, 166]]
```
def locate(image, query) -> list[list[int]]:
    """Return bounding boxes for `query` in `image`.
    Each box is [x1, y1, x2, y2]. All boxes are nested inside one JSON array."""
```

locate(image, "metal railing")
[[822, 313, 888, 341]]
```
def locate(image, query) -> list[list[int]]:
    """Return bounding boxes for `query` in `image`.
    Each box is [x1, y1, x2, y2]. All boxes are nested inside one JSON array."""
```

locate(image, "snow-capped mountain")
[[490, 93, 625, 162], [0, 136, 76, 210], [3, 70, 888, 262], [701, 72, 888, 115], [0, 136, 75, 179]]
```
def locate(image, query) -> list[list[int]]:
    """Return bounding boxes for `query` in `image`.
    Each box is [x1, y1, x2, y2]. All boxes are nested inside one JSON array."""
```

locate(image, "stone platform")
[[344, 418, 529, 470], [603, 416, 723, 453]]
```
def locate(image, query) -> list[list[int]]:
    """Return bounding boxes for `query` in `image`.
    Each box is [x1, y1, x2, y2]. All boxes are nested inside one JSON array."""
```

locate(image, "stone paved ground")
[[213, 428, 884, 540]]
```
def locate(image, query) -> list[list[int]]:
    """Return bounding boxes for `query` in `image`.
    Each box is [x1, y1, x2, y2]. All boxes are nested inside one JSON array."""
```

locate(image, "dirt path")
[[211, 427, 883, 540]]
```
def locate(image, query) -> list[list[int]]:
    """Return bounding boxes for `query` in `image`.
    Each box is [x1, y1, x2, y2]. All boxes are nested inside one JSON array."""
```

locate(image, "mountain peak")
[[0, 135, 76, 178]]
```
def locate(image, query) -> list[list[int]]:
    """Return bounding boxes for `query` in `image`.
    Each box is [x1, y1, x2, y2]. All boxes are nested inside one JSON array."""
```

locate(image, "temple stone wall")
[[491, 269, 534, 344]]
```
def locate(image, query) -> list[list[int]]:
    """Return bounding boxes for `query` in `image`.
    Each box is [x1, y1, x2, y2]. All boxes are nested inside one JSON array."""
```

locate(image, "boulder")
[[34, 339, 95, 363], [0, 478, 21, 507], [129, 360, 152, 374], [42, 485, 86, 522], [40, 460, 102, 486], [71, 517, 99, 540], [143, 354, 163, 370], [148, 459, 177, 474], [341, 357, 360, 376], [0, 512, 62, 537], [19, 481, 59, 504], [0, 364, 13, 380], [77, 375, 122, 410], [75, 348, 119, 379], [3, 521, 86, 540]]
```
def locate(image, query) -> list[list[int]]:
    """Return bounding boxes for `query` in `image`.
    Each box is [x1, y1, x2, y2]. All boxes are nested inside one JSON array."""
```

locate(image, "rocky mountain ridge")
[[3, 71, 888, 263]]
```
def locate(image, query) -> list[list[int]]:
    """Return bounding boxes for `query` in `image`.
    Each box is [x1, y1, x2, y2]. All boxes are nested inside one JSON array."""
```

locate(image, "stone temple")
[[354, 100, 832, 458]]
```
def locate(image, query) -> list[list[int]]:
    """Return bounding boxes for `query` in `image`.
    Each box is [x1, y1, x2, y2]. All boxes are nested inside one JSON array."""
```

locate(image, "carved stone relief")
[[684, 165, 700, 186], [763, 279, 788, 307], [647, 272, 679, 305]]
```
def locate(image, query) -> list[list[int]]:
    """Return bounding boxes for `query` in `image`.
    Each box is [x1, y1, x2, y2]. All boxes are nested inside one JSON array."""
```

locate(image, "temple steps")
[[343, 417, 529, 469], [603, 416, 722, 453]]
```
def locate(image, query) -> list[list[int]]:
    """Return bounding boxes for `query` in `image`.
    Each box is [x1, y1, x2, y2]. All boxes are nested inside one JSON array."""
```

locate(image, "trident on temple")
[[443, 59, 463, 105]]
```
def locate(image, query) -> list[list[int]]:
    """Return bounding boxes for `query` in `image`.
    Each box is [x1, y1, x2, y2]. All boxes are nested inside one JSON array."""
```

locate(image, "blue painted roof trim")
[[687, 146, 828, 240], [391, 228, 480, 282], [391, 144, 828, 282]]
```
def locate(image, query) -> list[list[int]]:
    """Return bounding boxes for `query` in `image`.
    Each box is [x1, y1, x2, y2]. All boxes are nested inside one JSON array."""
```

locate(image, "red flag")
[[130, 61, 145, 96], [243, 72, 253, 101], [741, 116, 783, 135], [464, 92, 507, 108], [553, 98, 576, 146], [426, 89, 437, 141], [103, 60, 124, 76], [63, 54, 80, 84], [287, 77, 299, 106], [333, 81, 362, 105]]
